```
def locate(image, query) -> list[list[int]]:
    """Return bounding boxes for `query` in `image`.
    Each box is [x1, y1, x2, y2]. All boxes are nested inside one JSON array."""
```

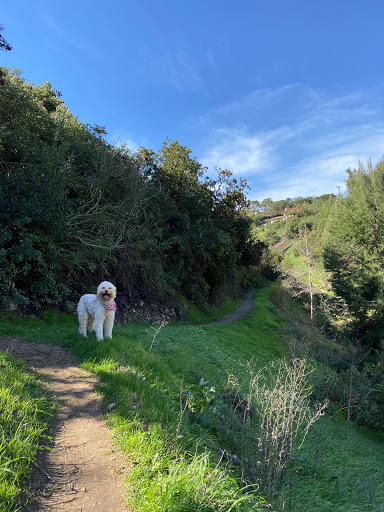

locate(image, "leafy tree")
[[249, 199, 261, 212], [0, 25, 12, 52], [0, 68, 263, 310], [0, 70, 74, 305], [285, 195, 335, 252], [323, 159, 384, 346], [260, 197, 273, 211], [269, 199, 289, 212], [137, 141, 261, 304], [0, 69, 151, 306]]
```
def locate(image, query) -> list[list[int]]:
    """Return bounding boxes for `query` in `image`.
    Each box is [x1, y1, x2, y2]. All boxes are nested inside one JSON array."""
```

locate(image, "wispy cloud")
[[201, 126, 292, 175], [165, 49, 202, 92], [266, 155, 364, 200], [42, 14, 95, 52], [199, 83, 320, 129], [138, 45, 203, 92], [198, 83, 384, 200]]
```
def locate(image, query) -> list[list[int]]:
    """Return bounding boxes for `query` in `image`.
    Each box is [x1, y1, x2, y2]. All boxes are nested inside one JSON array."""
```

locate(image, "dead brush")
[[225, 357, 328, 498]]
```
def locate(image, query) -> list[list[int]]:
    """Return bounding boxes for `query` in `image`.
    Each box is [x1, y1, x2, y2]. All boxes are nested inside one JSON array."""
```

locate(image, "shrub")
[[224, 358, 327, 497]]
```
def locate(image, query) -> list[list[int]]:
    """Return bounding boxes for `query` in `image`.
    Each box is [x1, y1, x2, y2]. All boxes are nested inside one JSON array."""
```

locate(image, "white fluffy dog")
[[77, 281, 117, 341]]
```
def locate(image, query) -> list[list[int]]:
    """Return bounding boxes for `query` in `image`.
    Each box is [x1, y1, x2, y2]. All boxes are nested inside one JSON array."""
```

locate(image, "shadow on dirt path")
[[0, 338, 128, 512], [0, 292, 256, 508], [200, 289, 256, 326]]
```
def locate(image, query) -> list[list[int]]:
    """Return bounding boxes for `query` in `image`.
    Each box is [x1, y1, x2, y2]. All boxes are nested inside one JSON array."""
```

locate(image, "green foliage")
[[358, 345, 384, 429], [0, 68, 153, 305], [260, 197, 273, 211], [263, 229, 281, 246], [0, 69, 261, 309], [323, 159, 384, 346], [285, 195, 335, 247], [177, 293, 241, 324], [137, 140, 262, 304], [2, 286, 384, 512], [0, 352, 54, 512], [330, 343, 384, 431], [129, 449, 265, 511]]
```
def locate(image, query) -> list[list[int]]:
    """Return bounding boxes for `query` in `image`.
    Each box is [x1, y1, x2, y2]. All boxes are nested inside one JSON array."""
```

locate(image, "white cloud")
[[138, 45, 203, 92], [248, 131, 384, 201], [202, 129, 273, 175], [198, 83, 384, 200], [273, 154, 359, 200], [42, 14, 94, 52]]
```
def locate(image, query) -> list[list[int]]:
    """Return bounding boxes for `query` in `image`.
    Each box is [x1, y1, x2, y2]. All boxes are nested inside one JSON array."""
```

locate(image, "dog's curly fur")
[[77, 281, 117, 341]]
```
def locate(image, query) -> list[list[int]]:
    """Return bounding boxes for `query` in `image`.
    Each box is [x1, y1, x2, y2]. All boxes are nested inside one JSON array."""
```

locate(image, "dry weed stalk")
[[226, 357, 327, 497], [148, 321, 168, 351], [173, 377, 190, 448]]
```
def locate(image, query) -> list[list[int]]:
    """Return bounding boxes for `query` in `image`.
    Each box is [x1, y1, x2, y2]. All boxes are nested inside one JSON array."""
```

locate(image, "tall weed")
[[225, 358, 327, 497]]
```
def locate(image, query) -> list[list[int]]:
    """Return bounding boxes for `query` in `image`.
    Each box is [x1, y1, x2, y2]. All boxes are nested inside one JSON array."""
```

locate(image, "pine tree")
[[323, 158, 384, 346]]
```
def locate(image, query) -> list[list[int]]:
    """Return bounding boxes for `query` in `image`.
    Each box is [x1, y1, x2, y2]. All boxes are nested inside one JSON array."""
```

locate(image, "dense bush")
[[0, 68, 262, 309], [330, 344, 384, 431], [0, 69, 151, 306], [323, 159, 384, 346], [137, 141, 264, 304]]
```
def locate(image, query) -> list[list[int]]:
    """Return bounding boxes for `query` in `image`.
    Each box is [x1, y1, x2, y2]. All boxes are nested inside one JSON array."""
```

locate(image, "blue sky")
[[2, 0, 384, 201]]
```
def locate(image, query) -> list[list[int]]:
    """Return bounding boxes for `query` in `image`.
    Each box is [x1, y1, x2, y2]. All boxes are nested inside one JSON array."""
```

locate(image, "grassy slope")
[[0, 289, 383, 511], [0, 352, 54, 512]]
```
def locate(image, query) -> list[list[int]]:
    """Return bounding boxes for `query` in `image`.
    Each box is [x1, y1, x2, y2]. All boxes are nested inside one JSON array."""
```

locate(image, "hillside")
[[0, 68, 262, 316], [1, 287, 384, 511], [1, 64, 384, 512]]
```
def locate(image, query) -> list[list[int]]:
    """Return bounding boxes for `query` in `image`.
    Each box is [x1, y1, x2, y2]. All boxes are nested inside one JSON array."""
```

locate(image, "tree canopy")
[[324, 159, 384, 346], [0, 25, 12, 52], [0, 68, 264, 309]]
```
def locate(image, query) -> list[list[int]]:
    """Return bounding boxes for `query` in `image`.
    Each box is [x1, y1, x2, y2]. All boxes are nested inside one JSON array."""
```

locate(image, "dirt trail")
[[0, 338, 128, 512], [200, 289, 256, 325], [0, 293, 256, 509]]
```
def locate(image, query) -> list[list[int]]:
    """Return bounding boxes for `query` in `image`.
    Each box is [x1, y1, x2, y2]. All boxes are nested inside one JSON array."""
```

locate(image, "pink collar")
[[94, 297, 116, 312]]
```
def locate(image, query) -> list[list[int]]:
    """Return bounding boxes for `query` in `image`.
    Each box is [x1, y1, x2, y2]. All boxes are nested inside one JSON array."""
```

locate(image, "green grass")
[[280, 415, 384, 512], [1, 289, 384, 511], [177, 293, 241, 324], [0, 352, 54, 512]]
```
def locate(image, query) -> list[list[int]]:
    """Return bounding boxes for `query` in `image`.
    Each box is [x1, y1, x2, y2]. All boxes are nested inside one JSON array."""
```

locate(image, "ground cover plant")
[[0, 352, 54, 512], [1, 288, 383, 511]]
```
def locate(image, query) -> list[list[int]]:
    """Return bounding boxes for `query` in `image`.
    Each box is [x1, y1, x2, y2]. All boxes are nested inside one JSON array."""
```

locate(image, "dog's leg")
[[88, 316, 94, 333], [104, 311, 115, 339], [78, 312, 88, 337], [94, 319, 104, 341]]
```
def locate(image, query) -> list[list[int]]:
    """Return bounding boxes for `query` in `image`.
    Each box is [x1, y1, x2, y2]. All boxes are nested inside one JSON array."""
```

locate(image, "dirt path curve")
[[0, 338, 128, 512], [201, 289, 256, 326]]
